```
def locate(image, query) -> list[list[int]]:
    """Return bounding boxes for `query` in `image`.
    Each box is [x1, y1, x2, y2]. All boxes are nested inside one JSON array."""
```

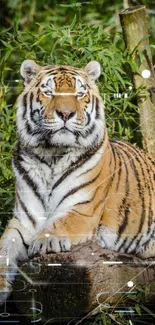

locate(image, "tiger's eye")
[[42, 90, 53, 97], [45, 91, 53, 96], [77, 91, 86, 98]]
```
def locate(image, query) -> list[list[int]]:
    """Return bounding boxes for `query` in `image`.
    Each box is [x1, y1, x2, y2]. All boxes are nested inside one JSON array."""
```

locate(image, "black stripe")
[[134, 235, 144, 252], [36, 89, 42, 102], [57, 171, 101, 209], [30, 92, 34, 120], [13, 154, 45, 207], [110, 142, 117, 184], [76, 179, 107, 209], [122, 146, 146, 235], [75, 199, 91, 206], [29, 151, 52, 168], [25, 121, 44, 136], [31, 109, 41, 124], [79, 159, 102, 179], [94, 198, 104, 212], [21, 92, 36, 135], [90, 94, 94, 114], [71, 209, 92, 218], [124, 235, 138, 253], [115, 147, 123, 191], [128, 144, 152, 232], [35, 80, 41, 87], [117, 144, 145, 234], [125, 229, 153, 254], [114, 142, 143, 196], [147, 154, 155, 166], [52, 140, 104, 191], [73, 195, 104, 218], [22, 93, 28, 119], [12, 228, 29, 250], [25, 121, 34, 134], [84, 95, 90, 105], [95, 97, 100, 119], [85, 111, 90, 126], [134, 228, 155, 255], [109, 145, 113, 167], [29, 92, 39, 126], [80, 123, 95, 138], [16, 192, 36, 227], [29, 92, 41, 125], [118, 207, 130, 237], [117, 141, 153, 190], [117, 141, 153, 232], [74, 185, 102, 208], [46, 69, 80, 77], [117, 237, 128, 252], [113, 145, 130, 239], [138, 221, 155, 250]]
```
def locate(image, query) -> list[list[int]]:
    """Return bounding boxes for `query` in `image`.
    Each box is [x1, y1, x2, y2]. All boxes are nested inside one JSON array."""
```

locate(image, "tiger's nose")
[[56, 110, 76, 121]]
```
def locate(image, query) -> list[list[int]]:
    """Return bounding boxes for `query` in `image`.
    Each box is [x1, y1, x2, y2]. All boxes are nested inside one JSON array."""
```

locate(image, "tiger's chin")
[[39, 135, 102, 150], [46, 131, 78, 148]]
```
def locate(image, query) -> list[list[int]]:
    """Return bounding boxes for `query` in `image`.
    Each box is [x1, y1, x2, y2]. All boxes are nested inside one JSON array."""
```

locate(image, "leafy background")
[[0, 0, 155, 323]]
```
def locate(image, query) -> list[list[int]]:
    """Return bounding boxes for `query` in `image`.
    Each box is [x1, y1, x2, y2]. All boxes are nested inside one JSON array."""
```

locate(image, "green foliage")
[[0, 1, 155, 322], [0, 85, 16, 232], [80, 285, 155, 324]]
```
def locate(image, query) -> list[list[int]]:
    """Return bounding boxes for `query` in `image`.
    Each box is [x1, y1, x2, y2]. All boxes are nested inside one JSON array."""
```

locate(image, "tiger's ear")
[[84, 61, 101, 81], [20, 60, 41, 86]]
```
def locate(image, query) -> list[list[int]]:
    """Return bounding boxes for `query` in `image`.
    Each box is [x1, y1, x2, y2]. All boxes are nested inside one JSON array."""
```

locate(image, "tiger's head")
[[17, 60, 105, 149]]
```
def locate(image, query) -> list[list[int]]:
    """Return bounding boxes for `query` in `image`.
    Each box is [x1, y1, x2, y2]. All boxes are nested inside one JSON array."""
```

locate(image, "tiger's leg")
[[0, 217, 32, 304], [96, 225, 155, 259], [95, 225, 119, 250], [28, 211, 100, 258], [136, 237, 155, 259]]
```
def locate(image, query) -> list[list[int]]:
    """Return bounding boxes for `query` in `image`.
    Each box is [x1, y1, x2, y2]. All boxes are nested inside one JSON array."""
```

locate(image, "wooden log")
[[13, 242, 155, 323], [119, 5, 155, 159]]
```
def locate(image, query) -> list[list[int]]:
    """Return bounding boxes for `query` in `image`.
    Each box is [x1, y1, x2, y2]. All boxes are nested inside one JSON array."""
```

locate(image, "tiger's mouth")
[[59, 126, 70, 133]]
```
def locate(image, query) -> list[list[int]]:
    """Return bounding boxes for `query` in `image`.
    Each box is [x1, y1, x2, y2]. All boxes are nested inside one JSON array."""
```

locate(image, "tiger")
[[0, 59, 155, 304]]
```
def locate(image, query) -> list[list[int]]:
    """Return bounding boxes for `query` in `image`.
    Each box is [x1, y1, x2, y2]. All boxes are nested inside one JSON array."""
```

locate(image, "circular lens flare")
[[127, 281, 134, 287], [141, 69, 151, 79]]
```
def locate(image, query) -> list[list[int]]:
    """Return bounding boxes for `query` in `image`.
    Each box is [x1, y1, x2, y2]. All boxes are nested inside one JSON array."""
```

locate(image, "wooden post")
[[119, 5, 155, 159]]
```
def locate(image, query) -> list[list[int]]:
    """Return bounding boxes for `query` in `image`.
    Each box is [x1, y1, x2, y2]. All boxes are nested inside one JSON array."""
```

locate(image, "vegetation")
[[82, 285, 155, 324], [0, 0, 155, 324]]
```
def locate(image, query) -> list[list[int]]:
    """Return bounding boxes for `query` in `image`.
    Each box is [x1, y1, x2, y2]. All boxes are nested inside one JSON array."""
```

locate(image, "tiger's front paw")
[[28, 234, 71, 258]]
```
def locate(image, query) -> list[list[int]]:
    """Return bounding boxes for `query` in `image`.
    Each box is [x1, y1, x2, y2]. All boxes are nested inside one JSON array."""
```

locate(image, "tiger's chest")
[[29, 150, 90, 217], [14, 143, 105, 230]]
